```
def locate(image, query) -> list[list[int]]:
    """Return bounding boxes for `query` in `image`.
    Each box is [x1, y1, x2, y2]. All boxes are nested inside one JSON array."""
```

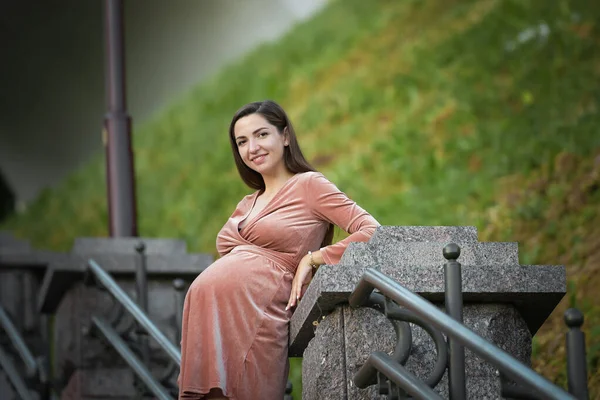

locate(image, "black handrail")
[[0, 305, 37, 378], [349, 268, 577, 400], [355, 351, 443, 399], [87, 258, 181, 366], [0, 344, 34, 400], [91, 315, 173, 400], [364, 292, 448, 388]]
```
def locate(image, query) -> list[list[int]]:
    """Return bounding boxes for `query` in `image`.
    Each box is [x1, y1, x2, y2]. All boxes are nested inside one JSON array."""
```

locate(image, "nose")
[[249, 138, 260, 153]]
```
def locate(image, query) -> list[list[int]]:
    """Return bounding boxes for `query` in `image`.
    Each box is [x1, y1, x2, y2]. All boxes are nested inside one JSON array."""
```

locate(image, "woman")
[[178, 100, 380, 399]]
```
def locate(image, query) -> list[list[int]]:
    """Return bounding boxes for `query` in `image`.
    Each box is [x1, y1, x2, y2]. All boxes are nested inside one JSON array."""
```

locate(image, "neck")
[[261, 171, 295, 197]]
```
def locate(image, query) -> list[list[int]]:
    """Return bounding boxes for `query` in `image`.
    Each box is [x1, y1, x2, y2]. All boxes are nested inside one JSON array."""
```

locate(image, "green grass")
[[3, 0, 600, 396]]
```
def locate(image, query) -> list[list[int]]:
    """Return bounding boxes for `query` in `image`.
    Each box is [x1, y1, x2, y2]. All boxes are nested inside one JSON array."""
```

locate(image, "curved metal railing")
[[348, 243, 590, 400]]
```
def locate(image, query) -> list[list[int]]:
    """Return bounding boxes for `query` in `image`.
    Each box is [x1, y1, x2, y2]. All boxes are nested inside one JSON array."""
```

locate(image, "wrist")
[[307, 250, 324, 270]]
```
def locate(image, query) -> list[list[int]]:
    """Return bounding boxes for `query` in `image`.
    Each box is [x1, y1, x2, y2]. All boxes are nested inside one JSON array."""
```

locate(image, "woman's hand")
[[286, 255, 314, 310]]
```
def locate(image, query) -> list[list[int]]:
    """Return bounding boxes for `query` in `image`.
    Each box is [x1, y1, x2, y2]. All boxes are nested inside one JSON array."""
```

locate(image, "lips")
[[251, 154, 267, 164]]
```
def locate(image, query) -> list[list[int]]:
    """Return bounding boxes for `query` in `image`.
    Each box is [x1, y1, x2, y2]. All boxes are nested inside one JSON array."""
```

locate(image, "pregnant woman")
[[178, 100, 380, 399]]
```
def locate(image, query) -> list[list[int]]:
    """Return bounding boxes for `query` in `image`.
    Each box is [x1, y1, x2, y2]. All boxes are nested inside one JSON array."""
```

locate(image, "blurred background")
[[0, 0, 325, 209], [1, 0, 598, 396]]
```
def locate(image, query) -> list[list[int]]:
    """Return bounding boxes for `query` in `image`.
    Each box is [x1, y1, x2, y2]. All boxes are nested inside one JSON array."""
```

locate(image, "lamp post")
[[103, 0, 138, 237]]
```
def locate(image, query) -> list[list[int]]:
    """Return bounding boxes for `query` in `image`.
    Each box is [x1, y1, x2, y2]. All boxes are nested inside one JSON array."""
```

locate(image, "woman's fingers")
[[287, 267, 312, 310], [286, 281, 298, 310]]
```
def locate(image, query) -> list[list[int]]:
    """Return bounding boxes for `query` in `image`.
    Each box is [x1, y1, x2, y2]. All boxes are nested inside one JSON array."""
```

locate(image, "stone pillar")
[[35, 237, 213, 399], [0, 232, 53, 400], [290, 226, 566, 400]]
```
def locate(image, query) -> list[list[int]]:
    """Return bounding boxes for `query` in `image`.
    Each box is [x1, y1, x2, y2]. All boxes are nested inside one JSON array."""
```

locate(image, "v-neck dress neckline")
[[237, 173, 301, 233]]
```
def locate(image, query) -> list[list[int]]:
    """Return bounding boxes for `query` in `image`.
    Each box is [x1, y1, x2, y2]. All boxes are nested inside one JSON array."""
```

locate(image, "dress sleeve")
[[305, 172, 380, 265]]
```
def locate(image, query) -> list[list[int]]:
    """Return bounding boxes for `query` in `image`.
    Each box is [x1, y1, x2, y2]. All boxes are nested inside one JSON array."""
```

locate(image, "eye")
[[236, 140, 245, 147], [259, 131, 269, 137]]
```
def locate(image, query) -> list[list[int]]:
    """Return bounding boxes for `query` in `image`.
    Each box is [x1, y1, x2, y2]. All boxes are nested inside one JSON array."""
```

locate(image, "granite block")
[[478, 242, 520, 266], [371, 242, 519, 269], [72, 237, 188, 255], [60, 367, 136, 399], [368, 226, 479, 246], [430, 375, 505, 399], [0, 371, 17, 400], [0, 356, 39, 400], [82, 367, 136, 396], [53, 279, 182, 384], [0, 271, 23, 329], [37, 252, 211, 314], [302, 308, 347, 400], [0, 232, 31, 251], [289, 265, 370, 356], [0, 248, 66, 269], [78, 253, 212, 275], [341, 304, 530, 399], [290, 263, 565, 354], [342, 306, 396, 400], [338, 242, 377, 267]]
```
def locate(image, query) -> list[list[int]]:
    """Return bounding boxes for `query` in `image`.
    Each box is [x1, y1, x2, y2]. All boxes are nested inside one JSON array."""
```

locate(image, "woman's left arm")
[[308, 172, 380, 265], [287, 172, 380, 310]]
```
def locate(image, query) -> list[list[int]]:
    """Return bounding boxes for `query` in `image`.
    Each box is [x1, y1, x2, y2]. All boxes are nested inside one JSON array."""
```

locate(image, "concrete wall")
[[0, 0, 326, 208]]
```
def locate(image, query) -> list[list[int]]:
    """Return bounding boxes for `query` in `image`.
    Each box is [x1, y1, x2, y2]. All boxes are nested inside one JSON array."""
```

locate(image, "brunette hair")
[[228, 99, 334, 248]]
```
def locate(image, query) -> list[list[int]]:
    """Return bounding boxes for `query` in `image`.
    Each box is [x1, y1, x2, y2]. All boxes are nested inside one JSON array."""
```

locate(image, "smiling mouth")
[[251, 155, 267, 162]]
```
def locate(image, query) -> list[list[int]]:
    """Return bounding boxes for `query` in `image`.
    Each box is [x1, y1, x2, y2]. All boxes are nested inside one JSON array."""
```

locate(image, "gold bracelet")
[[308, 250, 319, 269]]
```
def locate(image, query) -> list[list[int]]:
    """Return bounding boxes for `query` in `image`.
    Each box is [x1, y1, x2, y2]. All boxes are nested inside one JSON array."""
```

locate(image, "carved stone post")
[[0, 232, 55, 400], [289, 226, 566, 399], [35, 237, 212, 399]]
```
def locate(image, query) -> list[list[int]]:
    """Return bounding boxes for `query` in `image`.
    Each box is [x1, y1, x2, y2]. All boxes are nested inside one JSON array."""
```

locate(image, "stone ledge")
[[37, 252, 212, 314], [0, 248, 66, 268], [369, 226, 480, 246], [366, 241, 520, 268], [289, 263, 565, 357], [0, 231, 32, 251], [72, 237, 188, 255], [339, 228, 520, 268]]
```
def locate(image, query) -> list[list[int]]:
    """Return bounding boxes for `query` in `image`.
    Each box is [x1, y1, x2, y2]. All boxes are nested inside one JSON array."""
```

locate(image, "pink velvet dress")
[[178, 171, 379, 399]]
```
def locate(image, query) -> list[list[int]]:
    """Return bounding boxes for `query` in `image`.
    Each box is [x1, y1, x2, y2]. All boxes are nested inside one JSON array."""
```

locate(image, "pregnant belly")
[[189, 251, 294, 311]]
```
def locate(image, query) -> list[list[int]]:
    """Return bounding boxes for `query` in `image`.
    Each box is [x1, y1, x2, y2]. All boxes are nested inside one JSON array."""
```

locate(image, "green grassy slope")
[[3, 0, 599, 395]]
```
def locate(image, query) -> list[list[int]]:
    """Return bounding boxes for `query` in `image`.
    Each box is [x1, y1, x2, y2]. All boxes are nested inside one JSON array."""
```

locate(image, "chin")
[[245, 162, 269, 175]]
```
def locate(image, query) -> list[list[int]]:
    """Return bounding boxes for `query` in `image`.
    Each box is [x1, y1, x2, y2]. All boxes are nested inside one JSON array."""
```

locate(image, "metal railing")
[[0, 304, 50, 400], [85, 242, 182, 398], [85, 241, 295, 399], [349, 243, 590, 400]]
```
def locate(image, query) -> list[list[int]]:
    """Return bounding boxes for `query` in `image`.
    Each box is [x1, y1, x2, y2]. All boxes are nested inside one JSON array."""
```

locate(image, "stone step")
[[369, 226, 479, 247], [0, 231, 31, 251], [71, 237, 188, 255], [340, 241, 519, 268]]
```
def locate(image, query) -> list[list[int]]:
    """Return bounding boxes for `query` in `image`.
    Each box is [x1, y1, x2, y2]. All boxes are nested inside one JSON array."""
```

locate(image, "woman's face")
[[233, 113, 289, 177]]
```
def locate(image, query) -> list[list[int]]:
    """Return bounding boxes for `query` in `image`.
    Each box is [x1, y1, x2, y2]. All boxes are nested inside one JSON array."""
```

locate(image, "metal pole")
[[173, 278, 186, 345], [135, 242, 150, 369], [565, 308, 589, 400], [444, 243, 467, 399], [103, 0, 138, 237]]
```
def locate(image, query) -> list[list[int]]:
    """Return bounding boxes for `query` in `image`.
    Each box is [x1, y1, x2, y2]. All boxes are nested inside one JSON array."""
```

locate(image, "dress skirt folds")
[[178, 172, 380, 400]]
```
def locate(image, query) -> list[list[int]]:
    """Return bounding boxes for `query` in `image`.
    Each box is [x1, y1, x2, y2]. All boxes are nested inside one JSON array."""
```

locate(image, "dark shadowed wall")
[[0, 0, 326, 210]]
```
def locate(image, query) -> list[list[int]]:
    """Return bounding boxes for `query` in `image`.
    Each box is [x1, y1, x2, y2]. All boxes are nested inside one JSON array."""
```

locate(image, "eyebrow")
[[235, 127, 268, 140]]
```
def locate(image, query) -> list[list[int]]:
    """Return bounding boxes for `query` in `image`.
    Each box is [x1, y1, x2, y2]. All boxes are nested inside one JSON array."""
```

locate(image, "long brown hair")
[[228, 100, 334, 248]]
